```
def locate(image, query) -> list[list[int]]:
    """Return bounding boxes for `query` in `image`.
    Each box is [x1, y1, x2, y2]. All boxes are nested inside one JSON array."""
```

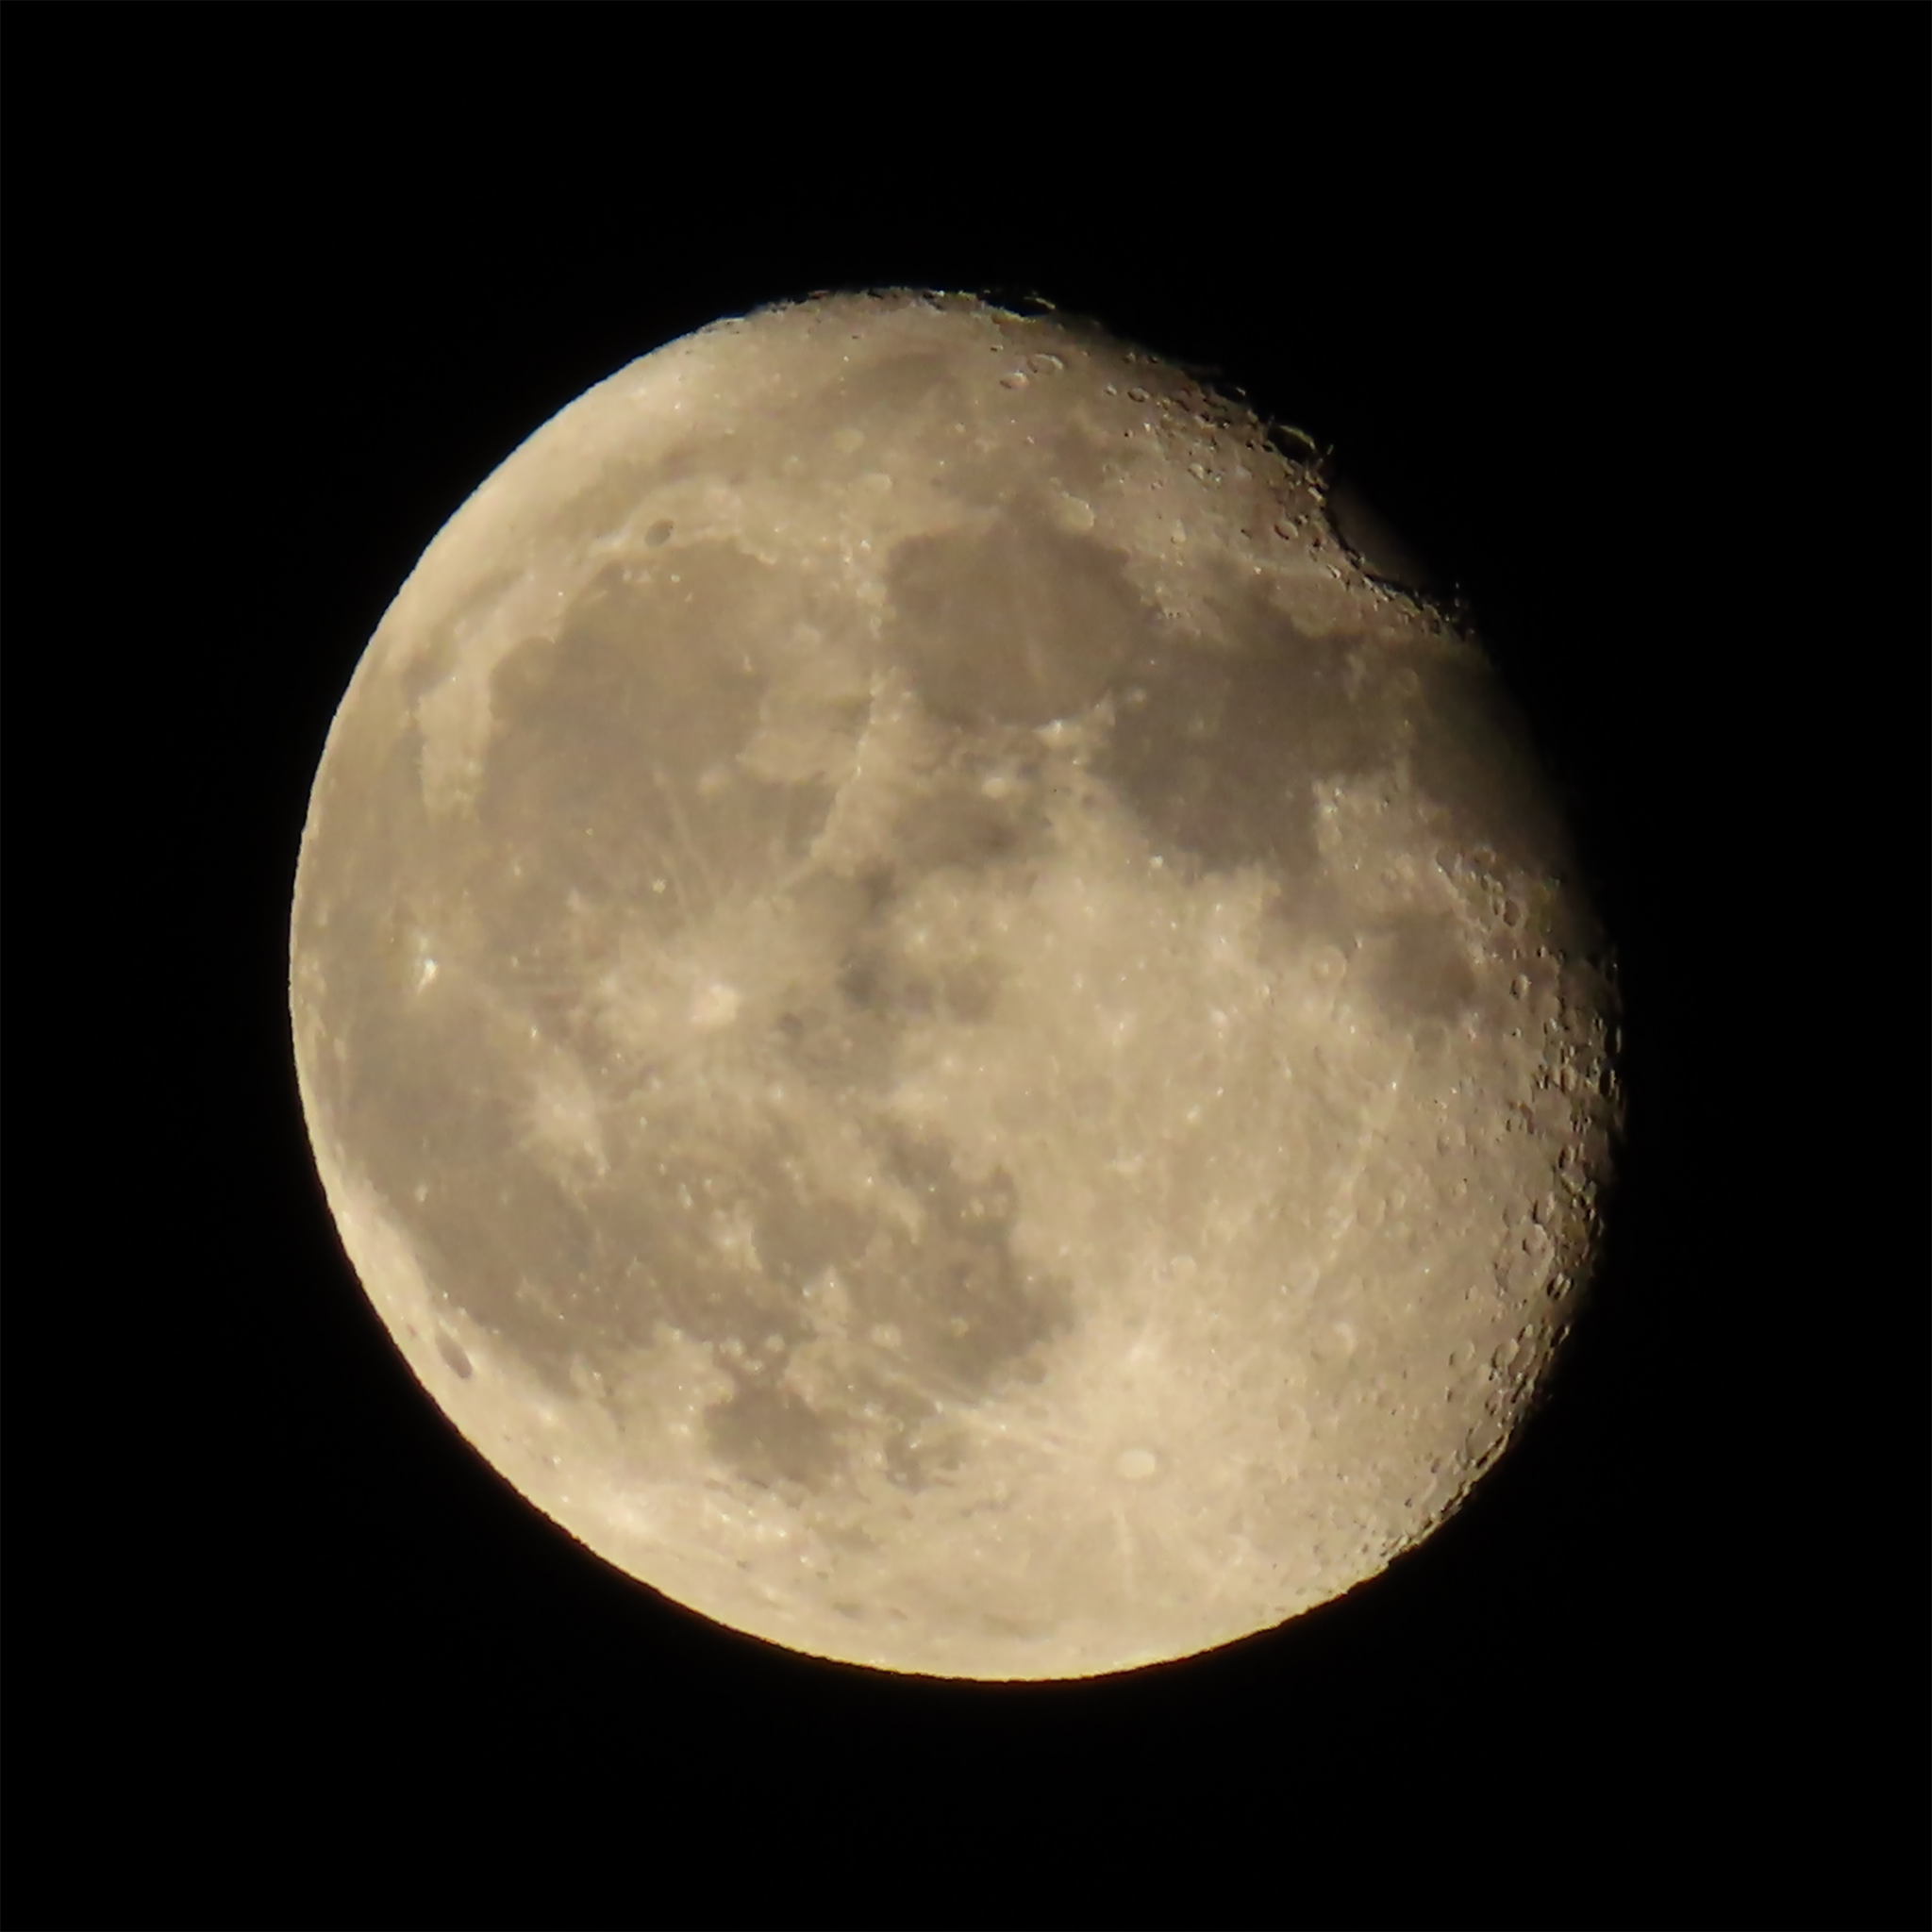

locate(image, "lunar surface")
[[290, 291, 1621, 1680]]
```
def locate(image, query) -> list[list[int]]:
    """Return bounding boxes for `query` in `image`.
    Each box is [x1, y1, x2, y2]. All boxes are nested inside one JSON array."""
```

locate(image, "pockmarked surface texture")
[[291, 291, 1621, 1678]]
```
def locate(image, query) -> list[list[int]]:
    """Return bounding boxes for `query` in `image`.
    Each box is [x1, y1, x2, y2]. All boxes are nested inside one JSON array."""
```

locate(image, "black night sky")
[[112, 154, 1769, 1839]]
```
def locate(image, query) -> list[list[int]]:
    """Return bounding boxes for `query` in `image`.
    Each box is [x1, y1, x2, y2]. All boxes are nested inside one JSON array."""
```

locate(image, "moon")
[[290, 289, 1620, 1681]]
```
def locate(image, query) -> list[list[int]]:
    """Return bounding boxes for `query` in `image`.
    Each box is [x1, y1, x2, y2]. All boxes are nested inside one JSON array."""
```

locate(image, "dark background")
[[132, 174, 1754, 1831]]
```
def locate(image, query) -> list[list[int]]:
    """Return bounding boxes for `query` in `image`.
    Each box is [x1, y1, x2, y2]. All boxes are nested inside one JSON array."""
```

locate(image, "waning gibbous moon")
[[290, 290, 1622, 1681]]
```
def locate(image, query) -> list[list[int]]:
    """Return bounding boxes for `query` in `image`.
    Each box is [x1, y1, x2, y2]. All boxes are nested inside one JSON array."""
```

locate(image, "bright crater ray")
[[290, 291, 1621, 1679]]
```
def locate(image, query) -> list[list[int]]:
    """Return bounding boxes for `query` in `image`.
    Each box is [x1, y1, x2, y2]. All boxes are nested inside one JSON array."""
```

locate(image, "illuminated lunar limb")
[[290, 291, 1622, 1680]]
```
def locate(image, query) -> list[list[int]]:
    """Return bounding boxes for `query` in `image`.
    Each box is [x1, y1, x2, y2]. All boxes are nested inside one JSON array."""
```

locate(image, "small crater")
[[436, 1333, 474, 1379], [643, 519, 674, 548]]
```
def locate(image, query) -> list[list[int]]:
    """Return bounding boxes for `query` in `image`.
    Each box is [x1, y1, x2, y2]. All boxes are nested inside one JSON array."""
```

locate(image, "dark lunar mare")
[[299, 463, 1581, 1507]]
